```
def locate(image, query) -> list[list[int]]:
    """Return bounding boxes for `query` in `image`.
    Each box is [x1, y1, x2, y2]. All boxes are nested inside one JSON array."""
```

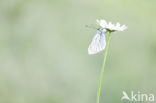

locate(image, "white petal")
[[120, 25, 127, 31], [96, 20, 100, 24], [97, 20, 107, 28], [107, 22, 116, 30], [116, 22, 120, 28]]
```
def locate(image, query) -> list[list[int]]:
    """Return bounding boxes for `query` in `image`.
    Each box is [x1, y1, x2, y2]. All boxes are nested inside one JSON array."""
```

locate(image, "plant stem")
[[96, 32, 112, 103]]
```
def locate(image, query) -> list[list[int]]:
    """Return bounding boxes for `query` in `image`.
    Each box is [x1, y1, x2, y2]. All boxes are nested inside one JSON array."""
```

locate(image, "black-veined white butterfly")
[[88, 28, 106, 54]]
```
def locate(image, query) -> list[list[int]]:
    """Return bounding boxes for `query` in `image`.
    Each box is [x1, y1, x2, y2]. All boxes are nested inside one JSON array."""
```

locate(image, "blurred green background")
[[0, 0, 156, 103]]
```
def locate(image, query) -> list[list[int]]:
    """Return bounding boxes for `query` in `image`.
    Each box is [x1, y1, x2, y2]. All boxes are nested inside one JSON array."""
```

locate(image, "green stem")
[[96, 32, 112, 103]]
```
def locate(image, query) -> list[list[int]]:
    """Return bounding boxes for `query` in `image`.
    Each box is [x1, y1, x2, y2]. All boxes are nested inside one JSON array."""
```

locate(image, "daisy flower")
[[97, 19, 127, 32]]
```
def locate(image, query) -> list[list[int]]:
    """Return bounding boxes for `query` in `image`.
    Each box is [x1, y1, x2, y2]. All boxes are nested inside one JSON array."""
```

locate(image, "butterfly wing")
[[88, 31, 106, 54]]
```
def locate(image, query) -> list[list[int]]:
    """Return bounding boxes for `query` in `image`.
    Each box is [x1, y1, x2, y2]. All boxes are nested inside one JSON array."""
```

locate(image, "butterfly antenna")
[[85, 25, 97, 29]]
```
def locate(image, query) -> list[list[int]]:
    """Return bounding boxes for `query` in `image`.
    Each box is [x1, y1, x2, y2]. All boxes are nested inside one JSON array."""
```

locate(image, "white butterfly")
[[88, 28, 106, 54]]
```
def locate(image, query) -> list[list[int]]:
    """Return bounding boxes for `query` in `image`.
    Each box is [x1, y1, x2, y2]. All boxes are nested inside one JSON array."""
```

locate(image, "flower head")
[[97, 19, 127, 32]]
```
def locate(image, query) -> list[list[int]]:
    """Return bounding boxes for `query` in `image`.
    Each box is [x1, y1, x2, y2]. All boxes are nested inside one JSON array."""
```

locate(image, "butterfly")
[[88, 28, 106, 54]]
